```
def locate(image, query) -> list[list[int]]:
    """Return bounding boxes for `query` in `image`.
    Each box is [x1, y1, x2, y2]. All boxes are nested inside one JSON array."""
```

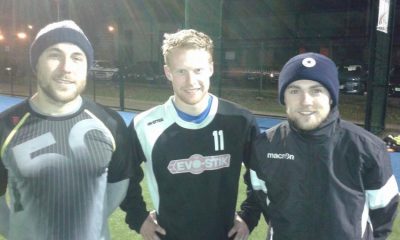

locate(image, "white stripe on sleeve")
[[366, 175, 399, 210], [250, 169, 270, 205], [250, 169, 267, 192]]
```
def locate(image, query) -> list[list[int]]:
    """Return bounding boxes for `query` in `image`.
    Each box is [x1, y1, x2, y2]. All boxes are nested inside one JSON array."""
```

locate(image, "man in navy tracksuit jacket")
[[249, 52, 399, 240]]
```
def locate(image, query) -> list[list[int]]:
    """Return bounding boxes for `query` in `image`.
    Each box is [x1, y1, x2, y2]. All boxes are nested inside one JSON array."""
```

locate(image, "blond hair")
[[162, 29, 214, 66]]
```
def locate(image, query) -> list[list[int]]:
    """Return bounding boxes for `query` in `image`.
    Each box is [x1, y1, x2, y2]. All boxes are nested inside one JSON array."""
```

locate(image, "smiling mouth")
[[299, 111, 315, 116], [185, 88, 200, 93], [55, 78, 74, 84]]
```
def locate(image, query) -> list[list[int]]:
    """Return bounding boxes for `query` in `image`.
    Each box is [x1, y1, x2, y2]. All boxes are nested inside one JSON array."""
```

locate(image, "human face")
[[36, 43, 87, 104], [164, 48, 213, 113], [284, 80, 332, 131]]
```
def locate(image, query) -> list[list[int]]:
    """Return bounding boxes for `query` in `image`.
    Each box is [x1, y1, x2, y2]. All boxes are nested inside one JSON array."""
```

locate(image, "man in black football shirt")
[[0, 20, 132, 240], [121, 29, 262, 240]]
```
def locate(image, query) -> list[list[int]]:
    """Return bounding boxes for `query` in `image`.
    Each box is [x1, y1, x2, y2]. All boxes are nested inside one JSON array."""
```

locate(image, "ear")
[[209, 61, 214, 76], [164, 65, 173, 82]]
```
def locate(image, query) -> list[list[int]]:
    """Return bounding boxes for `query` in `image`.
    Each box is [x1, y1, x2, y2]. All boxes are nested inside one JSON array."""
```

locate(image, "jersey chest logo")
[[10, 119, 113, 177], [167, 154, 231, 175]]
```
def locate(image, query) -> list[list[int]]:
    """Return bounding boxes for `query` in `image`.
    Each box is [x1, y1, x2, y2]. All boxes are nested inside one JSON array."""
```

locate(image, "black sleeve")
[[0, 161, 6, 196], [0, 102, 29, 196], [237, 115, 263, 232], [242, 115, 260, 168], [363, 147, 399, 239], [0, 119, 8, 196], [107, 109, 134, 183], [238, 169, 264, 232], [370, 196, 399, 240], [119, 121, 149, 232]]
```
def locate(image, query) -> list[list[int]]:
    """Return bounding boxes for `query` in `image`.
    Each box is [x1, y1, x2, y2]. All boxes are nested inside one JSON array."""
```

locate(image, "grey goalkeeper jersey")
[[0, 98, 133, 240]]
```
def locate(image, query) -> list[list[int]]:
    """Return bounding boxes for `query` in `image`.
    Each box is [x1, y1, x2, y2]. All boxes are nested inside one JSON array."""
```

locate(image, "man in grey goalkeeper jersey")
[[0, 20, 133, 240]]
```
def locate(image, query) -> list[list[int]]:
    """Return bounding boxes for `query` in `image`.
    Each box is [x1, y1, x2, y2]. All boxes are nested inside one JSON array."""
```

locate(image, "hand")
[[228, 213, 249, 240], [139, 210, 166, 240]]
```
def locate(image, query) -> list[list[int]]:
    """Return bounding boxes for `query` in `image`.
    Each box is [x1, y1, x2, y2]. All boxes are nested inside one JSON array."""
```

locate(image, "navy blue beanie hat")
[[30, 20, 94, 73], [278, 52, 339, 107]]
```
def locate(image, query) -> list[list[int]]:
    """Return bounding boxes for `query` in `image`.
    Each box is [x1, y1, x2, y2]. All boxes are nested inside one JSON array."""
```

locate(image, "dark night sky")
[[0, 0, 398, 48]]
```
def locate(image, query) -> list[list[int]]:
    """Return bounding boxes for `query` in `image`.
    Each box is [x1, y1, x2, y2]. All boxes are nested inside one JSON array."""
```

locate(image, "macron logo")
[[267, 152, 295, 160]]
